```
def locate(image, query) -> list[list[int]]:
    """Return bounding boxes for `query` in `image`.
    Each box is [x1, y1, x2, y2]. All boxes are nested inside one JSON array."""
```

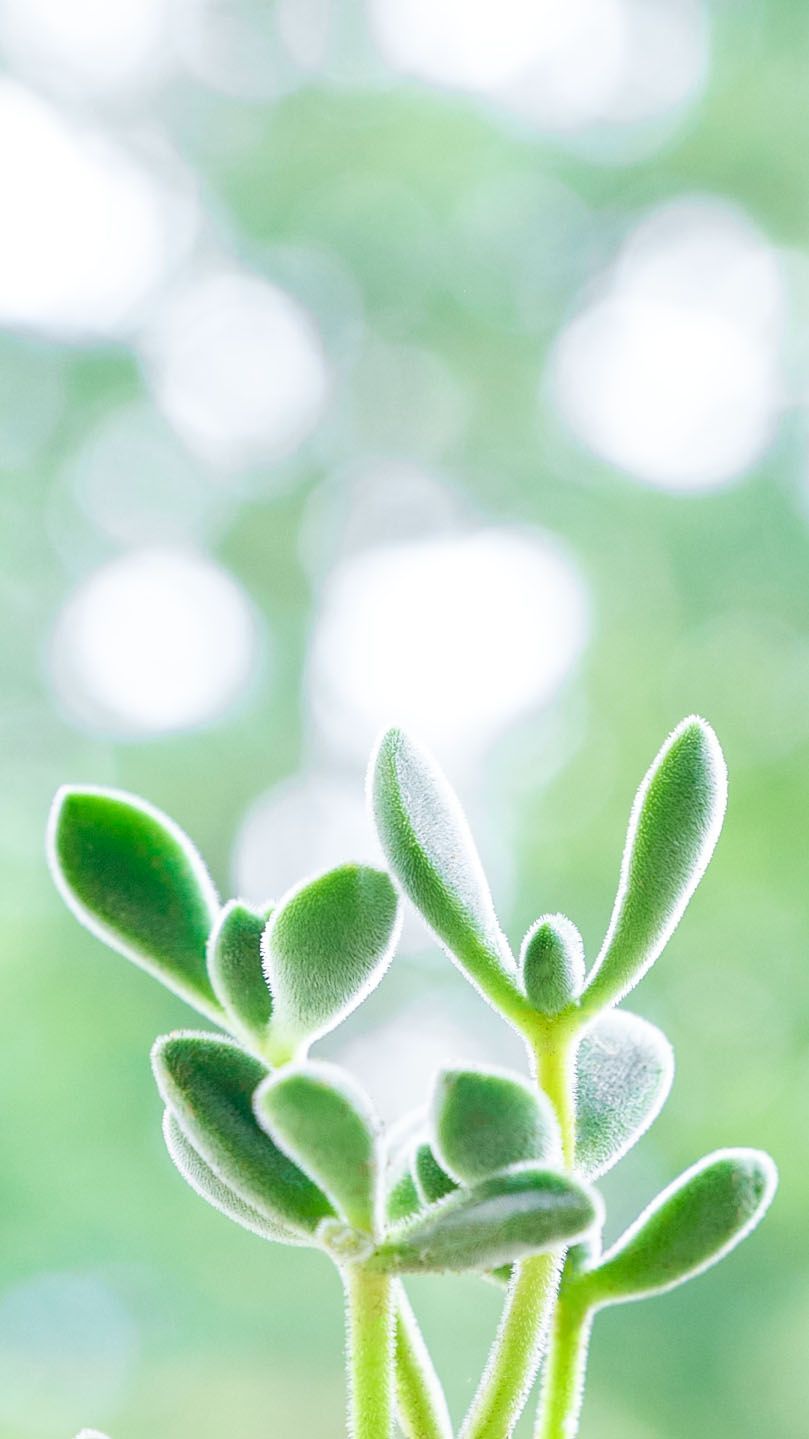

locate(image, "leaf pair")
[[48, 787, 401, 1060], [370, 717, 727, 1025], [572, 1149, 777, 1309]]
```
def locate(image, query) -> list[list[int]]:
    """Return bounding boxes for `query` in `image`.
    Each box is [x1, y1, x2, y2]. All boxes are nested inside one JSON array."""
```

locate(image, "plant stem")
[[533, 1285, 592, 1439], [395, 1283, 454, 1439], [461, 1252, 562, 1439], [343, 1264, 395, 1439], [533, 1036, 577, 1168]]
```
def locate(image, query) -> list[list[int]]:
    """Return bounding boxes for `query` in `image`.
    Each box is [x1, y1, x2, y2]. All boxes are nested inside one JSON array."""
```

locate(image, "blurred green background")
[[1, 0, 807, 1435]]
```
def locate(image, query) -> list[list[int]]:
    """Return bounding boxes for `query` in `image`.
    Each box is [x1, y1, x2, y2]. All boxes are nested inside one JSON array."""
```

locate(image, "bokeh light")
[[0, 0, 169, 99], [50, 549, 261, 736]]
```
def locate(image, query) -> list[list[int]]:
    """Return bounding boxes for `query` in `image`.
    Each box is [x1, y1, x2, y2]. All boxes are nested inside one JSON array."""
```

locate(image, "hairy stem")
[[395, 1283, 454, 1439], [461, 1252, 562, 1439], [533, 1037, 577, 1169], [533, 1285, 592, 1439], [344, 1265, 395, 1439]]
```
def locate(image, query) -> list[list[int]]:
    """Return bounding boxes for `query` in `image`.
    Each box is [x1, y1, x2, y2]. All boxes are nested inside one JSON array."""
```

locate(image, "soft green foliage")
[[370, 728, 517, 1003], [153, 1031, 334, 1235], [256, 1062, 379, 1234], [433, 1066, 561, 1183], [262, 864, 401, 1061], [520, 916, 585, 1016], [574, 1011, 674, 1180], [207, 899, 273, 1041], [581, 718, 728, 1015], [582, 1149, 777, 1306], [48, 786, 220, 1017], [50, 720, 778, 1439], [374, 1168, 601, 1274]]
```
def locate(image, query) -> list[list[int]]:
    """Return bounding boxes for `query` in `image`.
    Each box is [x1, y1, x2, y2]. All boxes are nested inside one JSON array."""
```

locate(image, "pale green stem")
[[395, 1283, 454, 1439], [533, 1288, 592, 1439], [533, 1036, 577, 1170], [460, 1251, 562, 1439], [343, 1265, 395, 1439]]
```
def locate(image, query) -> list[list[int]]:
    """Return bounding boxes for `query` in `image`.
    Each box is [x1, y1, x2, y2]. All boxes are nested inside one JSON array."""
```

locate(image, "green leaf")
[[386, 1161, 423, 1225], [162, 1110, 301, 1245], [433, 1066, 560, 1184], [153, 1031, 333, 1235], [520, 915, 584, 1016], [412, 1142, 459, 1205], [575, 1011, 674, 1180], [207, 899, 273, 1040], [255, 1061, 379, 1233], [48, 786, 221, 1019], [582, 718, 727, 1014], [262, 864, 400, 1060], [584, 1149, 777, 1306], [370, 729, 517, 1008], [374, 1167, 601, 1274]]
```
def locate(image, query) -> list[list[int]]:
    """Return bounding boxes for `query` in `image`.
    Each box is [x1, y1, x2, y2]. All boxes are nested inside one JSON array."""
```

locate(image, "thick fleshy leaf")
[[575, 1011, 674, 1180], [584, 1149, 777, 1306], [520, 915, 584, 1016], [162, 1110, 301, 1245], [255, 1061, 379, 1233], [412, 1143, 459, 1205], [582, 718, 727, 1015], [387, 1163, 423, 1225], [153, 1031, 333, 1235], [370, 729, 517, 1005], [207, 900, 273, 1039], [374, 1167, 600, 1274], [262, 864, 400, 1059], [433, 1066, 560, 1184], [48, 786, 221, 1018]]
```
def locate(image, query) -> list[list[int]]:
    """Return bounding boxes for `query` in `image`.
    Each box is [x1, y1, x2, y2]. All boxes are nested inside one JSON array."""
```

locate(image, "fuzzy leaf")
[[162, 1110, 301, 1245], [433, 1066, 561, 1184], [153, 1032, 333, 1235], [255, 1061, 379, 1233], [412, 1143, 459, 1205], [208, 900, 273, 1039], [48, 786, 221, 1018], [585, 1149, 777, 1306], [387, 1163, 423, 1225], [520, 915, 585, 1016], [262, 864, 400, 1059], [575, 1011, 674, 1180], [582, 718, 727, 1014], [375, 1167, 600, 1274], [370, 729, 516, 1003]]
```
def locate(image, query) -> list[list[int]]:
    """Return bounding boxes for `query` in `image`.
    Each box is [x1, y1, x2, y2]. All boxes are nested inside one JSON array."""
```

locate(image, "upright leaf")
[[412, 1143, 459, 1205], [256, 1062, 379, 1234], [575, 1011, 674, 1179], [583, 1149, 777, 1306], [433, 1066, 560, 1184], [208, 900, 273, 1040], [48, 786, 221, 1018], [153, 1031, 333, 1235], [520, 914, 585, 1016], [374, 1167, 600, 1274], [370, 729, 518, 1008], [162, 1110, 301, 1245], [582, 718, 727, 1015], [262, 864, 400, 1060]]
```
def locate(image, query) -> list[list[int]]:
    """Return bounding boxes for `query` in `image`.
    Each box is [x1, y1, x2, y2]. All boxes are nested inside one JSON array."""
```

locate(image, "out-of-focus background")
[[1, 1, 806, 1435]]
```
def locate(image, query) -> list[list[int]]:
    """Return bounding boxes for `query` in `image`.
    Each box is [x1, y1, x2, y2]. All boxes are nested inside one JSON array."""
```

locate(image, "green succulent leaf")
[[48, 786, 221, 1019], [433, 1066, 561, 1185], [255, 1061, 379, 1234], [162, 1110, 301, 1245], [575, 1011, 674, 1180], [583, 1149, 777, 1306], [207, 899, 273, 1040], [262, 864, 401, 1060], [370, 728, 518, 1008], [374, 1166, 601, 1274], [153, 1031, 333, 1235], [520, 914, 585, 1016], [387, 1162, 424, 1225], [582, 718, 727, 1015], [412, 1142, 459, 1205]]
